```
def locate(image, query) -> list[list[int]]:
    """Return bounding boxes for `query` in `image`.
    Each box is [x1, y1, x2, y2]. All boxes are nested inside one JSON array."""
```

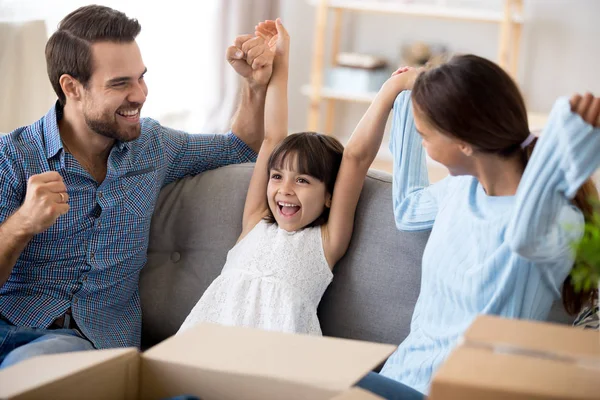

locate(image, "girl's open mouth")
[[278, 201, 300, 217]]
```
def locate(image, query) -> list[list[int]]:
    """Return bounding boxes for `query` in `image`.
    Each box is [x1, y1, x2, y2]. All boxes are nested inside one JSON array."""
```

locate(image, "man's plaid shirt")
[[0, 103, 256, 348]]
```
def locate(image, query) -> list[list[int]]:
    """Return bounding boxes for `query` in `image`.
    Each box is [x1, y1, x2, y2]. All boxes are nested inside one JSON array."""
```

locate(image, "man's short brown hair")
[[45, 5, 141, 105]]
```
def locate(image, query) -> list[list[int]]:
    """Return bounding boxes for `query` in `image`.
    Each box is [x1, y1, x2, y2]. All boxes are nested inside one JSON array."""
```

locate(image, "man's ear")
[[59, 74, 83, 102]]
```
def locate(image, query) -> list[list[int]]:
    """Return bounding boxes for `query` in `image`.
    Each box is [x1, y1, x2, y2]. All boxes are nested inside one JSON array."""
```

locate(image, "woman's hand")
[[570, 93, 600, 127], [377, 66, 422, 106]]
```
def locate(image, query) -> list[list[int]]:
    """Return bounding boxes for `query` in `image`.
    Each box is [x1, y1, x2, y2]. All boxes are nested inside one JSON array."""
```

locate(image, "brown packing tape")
[[464, 315, 600, 358], [430, 346, 600, 400], [457, 337, 600, 371]]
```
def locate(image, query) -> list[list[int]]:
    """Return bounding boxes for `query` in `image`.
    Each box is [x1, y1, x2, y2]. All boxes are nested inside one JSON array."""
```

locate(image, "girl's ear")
[[325, 192, 332, 208]]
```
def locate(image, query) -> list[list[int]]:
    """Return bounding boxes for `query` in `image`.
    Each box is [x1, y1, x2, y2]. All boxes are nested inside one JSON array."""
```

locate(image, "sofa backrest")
[[140, 163, 572, 348]]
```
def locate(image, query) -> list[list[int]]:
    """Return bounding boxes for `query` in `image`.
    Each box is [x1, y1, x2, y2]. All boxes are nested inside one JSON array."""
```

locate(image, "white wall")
[[281, 0, 600, 140], [0, 0, 220, 131], [2, 0, 598, 136]]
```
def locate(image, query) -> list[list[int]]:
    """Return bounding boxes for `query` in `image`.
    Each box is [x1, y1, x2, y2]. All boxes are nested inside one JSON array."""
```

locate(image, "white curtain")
[[0, 0, 279, 134], [201, 0, 279, 133], [0, 20, 55, 133]]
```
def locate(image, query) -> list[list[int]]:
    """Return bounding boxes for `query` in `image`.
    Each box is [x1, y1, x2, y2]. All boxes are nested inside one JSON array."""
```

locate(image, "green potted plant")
[[570, 201, 600, 329]]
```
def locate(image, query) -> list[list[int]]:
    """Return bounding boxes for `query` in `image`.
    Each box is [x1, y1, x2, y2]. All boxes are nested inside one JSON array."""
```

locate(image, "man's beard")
[[84, 106, 141, 142]]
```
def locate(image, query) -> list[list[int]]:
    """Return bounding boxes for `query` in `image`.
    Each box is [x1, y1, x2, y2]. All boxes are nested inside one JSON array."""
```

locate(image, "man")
[[0, 5, 274, 368]]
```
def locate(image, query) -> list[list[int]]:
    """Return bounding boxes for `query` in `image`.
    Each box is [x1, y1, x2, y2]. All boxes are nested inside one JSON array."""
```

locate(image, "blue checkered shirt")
[[0, 103, 257, 349]]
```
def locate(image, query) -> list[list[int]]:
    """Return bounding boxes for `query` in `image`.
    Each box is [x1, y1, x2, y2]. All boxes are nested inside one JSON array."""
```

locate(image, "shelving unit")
[[310, 0, 524, 23], [304, 0, 529, 135], [301, 83, 549, 131]]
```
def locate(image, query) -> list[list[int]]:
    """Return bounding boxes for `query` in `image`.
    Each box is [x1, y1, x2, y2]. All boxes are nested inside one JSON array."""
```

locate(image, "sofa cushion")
[[140, 163, 572, 348], [317, 169, 428, 345], [140, 164, 429, 347], [141, 164, 251, 347]]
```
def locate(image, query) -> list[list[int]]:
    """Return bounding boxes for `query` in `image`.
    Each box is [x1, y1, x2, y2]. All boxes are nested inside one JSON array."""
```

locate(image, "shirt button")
[[82, 275, 88, 282], [98, 192, 103, 198], [73, 298, 78, 304], [97, 221, 102, 228], [90, 252, 95, 260]]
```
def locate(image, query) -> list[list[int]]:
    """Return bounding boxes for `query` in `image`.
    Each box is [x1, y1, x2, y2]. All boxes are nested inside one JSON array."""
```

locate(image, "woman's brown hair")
[[411, 54, 599, 315]]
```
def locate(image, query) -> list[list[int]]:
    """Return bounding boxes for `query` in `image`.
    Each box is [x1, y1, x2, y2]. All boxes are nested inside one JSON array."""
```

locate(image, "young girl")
[[355, 57, 600, 399], [178, 19, 388, 335]]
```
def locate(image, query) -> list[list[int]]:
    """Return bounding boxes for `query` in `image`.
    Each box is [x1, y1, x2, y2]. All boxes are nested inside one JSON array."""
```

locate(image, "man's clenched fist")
[[15, 171, 70, 236]]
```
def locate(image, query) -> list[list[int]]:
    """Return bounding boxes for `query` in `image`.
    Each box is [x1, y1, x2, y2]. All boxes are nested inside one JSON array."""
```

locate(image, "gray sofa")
[[139, 163, 572, 349]]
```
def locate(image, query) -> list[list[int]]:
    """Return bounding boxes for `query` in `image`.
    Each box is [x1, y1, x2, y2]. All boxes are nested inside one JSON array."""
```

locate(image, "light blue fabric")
[[380, 92, 600, 394]]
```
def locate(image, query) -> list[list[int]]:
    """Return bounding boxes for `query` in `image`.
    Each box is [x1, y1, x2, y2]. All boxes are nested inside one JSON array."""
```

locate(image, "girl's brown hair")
[[412, 54, 599, 315], [264, 132, 344, 228]]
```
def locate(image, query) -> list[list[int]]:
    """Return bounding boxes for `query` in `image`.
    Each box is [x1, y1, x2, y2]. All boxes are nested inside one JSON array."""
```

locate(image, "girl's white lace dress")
[[178, 220, 333, 335]]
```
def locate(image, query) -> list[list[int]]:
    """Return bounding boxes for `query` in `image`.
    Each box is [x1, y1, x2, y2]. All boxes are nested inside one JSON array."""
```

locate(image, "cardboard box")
[[330, 388, 384, 400], [0, 323, 393, 400], [430, 315, 600, 400]]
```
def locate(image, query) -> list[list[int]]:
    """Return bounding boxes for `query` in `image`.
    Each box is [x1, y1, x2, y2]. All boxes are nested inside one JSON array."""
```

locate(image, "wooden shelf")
[[301, 85, 378, 103], [301, 85, 549, 131], [306, 0, 525, 135], [307, 0, 523, 24]]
